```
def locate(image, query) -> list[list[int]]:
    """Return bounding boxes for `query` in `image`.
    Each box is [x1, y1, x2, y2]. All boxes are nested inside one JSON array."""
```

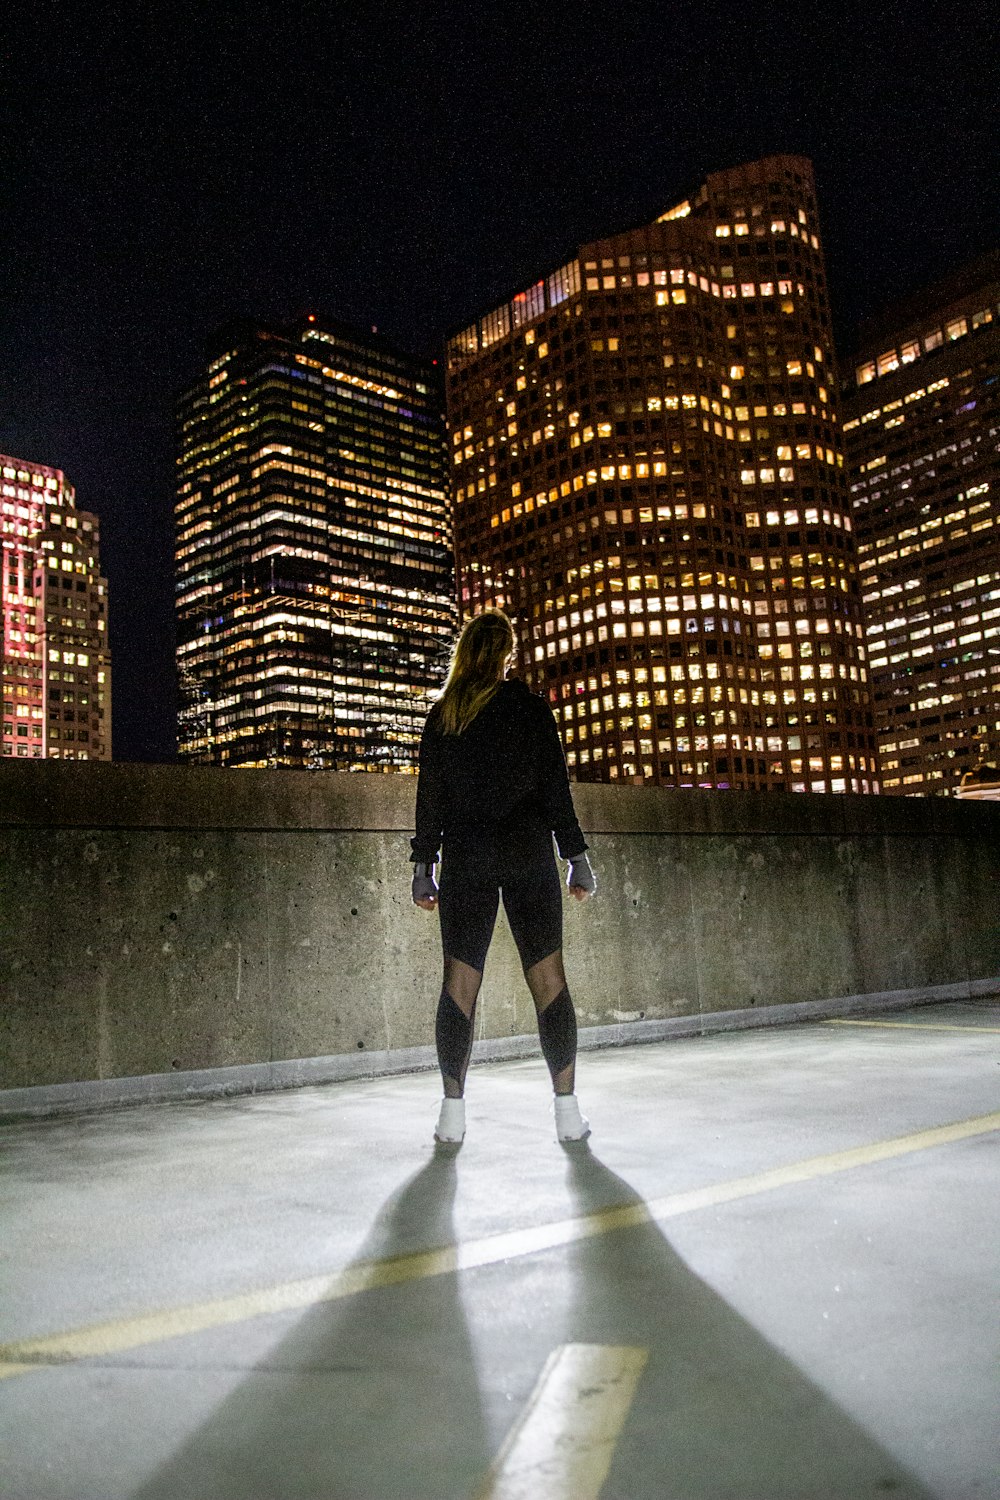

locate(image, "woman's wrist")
[[412, 861, 439, 904]]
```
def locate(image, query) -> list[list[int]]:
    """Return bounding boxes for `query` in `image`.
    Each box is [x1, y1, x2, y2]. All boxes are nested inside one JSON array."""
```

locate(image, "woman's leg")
[[436, 957, 484, 1098], [524, 948, 577, 1096], [436, 872, 499, 1098], [501, 859, 579, 1096]]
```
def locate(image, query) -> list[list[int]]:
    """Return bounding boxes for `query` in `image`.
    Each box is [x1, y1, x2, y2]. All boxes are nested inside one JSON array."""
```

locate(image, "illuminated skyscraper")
[[175, 317, 455, 768], [447, 155, 877, 792], [1, 453, 111, 761], [843, 252, 1000, 794]]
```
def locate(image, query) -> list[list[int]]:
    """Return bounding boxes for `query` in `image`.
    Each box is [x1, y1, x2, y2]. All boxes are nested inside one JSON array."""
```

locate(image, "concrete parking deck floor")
[[2, 1000, 998, 1500]]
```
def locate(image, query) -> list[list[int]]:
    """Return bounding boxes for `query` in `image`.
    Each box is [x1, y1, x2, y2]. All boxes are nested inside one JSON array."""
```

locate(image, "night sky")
[[3, 1, 996, 762]]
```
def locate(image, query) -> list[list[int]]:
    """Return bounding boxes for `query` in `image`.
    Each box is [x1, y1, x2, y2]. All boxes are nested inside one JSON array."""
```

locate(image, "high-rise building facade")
[[1, 453, 111, 761], [843, 252, 1000, 794], [447, 155, 877, 792], [175, 317, 455, 769]]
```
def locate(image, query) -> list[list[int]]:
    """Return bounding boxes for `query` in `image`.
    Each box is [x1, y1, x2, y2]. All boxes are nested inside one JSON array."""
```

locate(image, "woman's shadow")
[[561, 1146, 933, 1500], [132, 1146, 489, 1500], [129, 1142, 935, 1499]]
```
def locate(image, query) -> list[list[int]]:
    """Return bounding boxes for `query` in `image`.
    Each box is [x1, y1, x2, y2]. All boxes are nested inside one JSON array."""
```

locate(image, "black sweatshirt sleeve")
[[535, 702, 588, 860], [410, 713, 446, 864]]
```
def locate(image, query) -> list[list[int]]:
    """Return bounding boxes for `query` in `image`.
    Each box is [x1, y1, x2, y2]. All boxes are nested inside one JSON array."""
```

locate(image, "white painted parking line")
[[476, 1344, 648, 1500]]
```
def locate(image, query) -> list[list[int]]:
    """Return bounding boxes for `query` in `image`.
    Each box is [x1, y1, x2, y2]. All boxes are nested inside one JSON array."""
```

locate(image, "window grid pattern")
[[844, 265, 1000, 794], [1, 453, 111, 762], [175, 319, 456, 770], [448, 155, 877, 793]]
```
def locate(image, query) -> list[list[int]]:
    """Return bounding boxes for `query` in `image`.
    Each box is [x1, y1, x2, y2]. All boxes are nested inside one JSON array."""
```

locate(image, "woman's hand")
[[567, 853, 596, 901], [412, 863, 439, 911]]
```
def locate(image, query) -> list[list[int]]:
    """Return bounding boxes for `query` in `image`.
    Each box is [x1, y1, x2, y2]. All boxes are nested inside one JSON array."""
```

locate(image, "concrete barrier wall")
[[2, 761, 999, 1103]]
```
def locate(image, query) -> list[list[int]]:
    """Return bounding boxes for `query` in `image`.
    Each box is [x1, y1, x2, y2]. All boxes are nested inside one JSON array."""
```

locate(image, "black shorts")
[[438, 853, 563, 973]]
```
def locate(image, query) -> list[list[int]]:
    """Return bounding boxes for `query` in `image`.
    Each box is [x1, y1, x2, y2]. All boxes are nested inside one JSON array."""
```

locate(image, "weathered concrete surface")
[[1, 1005, 998, 1499], [1, 760, 998, 1100]]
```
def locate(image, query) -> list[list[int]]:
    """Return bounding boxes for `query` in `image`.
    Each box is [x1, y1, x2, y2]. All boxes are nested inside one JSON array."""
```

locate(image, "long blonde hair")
[[436, 609, 515, 735]]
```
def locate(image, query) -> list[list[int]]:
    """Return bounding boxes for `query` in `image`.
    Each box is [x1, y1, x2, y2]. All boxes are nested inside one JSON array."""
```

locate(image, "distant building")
[[1, 453, 111, 761], [447, 154, 877, 792], [843, 252, 1000, 794], [175, 317, 455, 768]]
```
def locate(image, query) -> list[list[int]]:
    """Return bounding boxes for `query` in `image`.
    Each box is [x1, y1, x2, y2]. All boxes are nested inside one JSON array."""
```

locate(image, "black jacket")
[[410, 679, 587, 869]]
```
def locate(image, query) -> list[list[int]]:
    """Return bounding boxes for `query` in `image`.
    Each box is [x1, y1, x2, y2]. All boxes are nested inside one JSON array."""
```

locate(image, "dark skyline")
[[3, 1, 997, 761]]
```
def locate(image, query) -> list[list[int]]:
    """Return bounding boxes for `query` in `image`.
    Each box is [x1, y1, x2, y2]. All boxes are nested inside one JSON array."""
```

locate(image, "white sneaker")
[[554, 1094, 591, 1142], [434, 1097, 466, 1143]]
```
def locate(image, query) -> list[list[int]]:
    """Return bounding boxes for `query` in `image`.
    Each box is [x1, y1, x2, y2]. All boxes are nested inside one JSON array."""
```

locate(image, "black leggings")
[[435, 853, 578, 1098], [438, 856, 563, 973]]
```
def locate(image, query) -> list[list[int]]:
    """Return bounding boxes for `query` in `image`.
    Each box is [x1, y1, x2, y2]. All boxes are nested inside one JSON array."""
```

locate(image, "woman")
[[410, 608, 596, 1144]]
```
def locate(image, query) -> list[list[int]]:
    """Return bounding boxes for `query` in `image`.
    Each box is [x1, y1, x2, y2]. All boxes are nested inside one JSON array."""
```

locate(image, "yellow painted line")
[[475, 1343, 647, 1500], [824, 1019, 1000, 1034], [0, 1249, 463, 1375], [1, 1110, 997, 1380]]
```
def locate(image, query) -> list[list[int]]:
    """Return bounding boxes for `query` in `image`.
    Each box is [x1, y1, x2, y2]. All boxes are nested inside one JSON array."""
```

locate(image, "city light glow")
[[1, 455, 111, 761]]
